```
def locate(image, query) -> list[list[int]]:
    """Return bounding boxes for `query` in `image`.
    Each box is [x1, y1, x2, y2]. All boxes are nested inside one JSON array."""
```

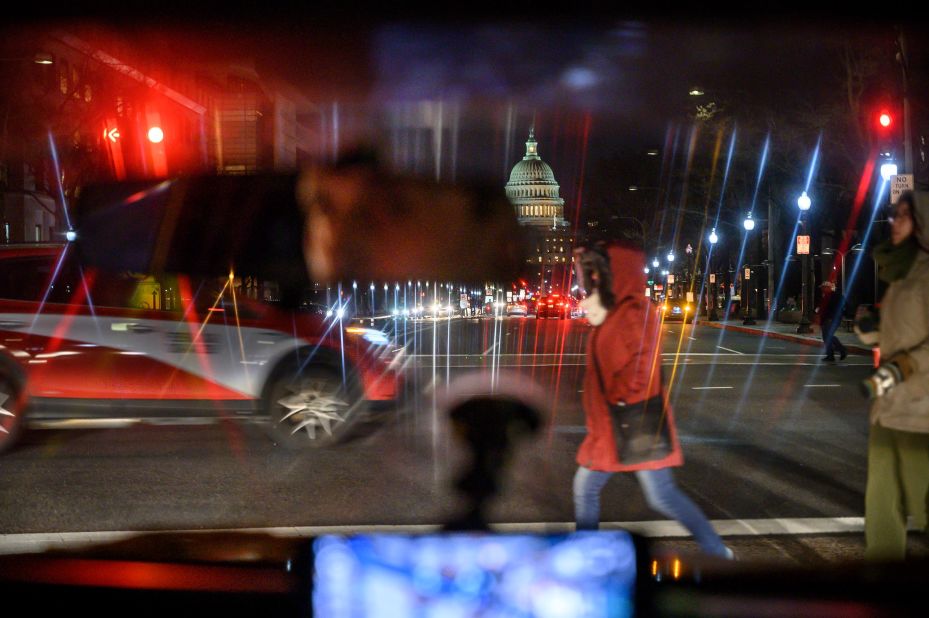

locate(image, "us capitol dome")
[[505, 128, 569, 229]]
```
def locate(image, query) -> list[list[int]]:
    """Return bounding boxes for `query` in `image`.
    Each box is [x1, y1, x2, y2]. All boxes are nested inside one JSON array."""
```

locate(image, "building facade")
[[504, 129, 573, 293]]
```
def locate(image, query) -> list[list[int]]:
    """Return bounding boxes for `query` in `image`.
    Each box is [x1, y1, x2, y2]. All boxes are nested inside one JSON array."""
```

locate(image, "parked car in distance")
[[506, 302, 528, 317], [661, 297, 695, 323]]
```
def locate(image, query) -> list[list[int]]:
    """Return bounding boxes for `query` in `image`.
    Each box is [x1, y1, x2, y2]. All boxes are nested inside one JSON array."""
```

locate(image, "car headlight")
[[346, 327, 390, 345]]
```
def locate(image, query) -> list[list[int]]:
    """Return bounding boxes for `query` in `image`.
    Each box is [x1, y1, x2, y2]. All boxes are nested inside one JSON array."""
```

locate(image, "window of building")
[[35, 224, 41, 242]]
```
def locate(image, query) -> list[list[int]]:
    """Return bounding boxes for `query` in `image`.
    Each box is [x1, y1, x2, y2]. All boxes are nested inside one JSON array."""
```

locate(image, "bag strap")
[[590, 328, 614, 404], [590, 325, 665, 405]]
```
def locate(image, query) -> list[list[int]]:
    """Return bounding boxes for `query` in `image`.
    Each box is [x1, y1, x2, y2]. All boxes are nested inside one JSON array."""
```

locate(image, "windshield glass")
[[2, 8, 928, 570]]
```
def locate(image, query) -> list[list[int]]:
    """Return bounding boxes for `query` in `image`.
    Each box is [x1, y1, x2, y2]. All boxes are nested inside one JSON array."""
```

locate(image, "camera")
[[860, 353, 915, 399]]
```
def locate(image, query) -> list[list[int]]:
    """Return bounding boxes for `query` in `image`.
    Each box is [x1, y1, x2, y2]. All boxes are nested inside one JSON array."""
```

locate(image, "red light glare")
[[148, 127, 165, 143], [878, 113, 892, 128]]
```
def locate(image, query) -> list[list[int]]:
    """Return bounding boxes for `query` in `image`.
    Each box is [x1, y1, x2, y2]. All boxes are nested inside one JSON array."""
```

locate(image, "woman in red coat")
[[574, 241, 731, 558]]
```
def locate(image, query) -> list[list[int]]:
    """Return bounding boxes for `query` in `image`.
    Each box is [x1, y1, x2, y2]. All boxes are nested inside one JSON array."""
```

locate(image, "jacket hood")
[[913, 190, 929, 250], [606, 244, 647, 304]]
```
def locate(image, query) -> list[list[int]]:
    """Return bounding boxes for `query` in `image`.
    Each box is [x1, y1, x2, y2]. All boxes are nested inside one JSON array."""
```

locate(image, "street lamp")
[[797, 192, 813, 334], [667, 251, 675, 263], [652, 258, 660, 268], [880, 162, 898, 182], [740, 220, 758, 325], [706, 229, 720, 321], [797, 191, 811, 211]]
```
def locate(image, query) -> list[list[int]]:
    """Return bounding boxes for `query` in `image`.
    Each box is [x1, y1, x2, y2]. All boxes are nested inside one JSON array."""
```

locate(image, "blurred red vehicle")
[[535, 293, 574, 319], [0, 244, 403, 454]]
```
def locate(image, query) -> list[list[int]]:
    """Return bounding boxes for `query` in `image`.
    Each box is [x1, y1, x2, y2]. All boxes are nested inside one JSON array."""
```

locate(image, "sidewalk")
[[697, 317, 874, 357]]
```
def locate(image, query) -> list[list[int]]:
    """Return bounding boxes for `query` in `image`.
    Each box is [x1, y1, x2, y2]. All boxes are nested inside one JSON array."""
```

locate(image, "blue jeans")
[[573, 466, 728, 557]]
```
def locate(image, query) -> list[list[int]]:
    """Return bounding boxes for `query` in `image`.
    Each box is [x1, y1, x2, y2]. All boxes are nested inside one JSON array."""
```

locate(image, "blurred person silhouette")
[[440, 372, 544, 531], [572, 241, 732, 559], [859, 190, 929, 560], [818, 280, 848, 362]]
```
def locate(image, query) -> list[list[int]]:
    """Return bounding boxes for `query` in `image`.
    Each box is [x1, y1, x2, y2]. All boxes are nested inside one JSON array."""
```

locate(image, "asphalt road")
[[0, 316, 890, 562]]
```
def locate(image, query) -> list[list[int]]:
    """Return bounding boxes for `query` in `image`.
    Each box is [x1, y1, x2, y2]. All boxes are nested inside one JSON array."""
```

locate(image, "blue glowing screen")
[[313, 532, 636, 617]]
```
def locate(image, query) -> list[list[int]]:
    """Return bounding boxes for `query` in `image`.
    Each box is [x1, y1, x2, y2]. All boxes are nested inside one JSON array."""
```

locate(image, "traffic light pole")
[[897, 30, 914, 174]]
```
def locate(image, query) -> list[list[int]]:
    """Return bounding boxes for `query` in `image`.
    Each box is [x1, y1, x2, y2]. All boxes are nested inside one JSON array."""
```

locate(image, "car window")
[[4, 11, 929, 605], [0, 255, 58, 301]]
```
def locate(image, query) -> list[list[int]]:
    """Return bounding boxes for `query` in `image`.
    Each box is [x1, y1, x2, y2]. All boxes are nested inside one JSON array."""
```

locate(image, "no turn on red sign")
[[891, 174, 914, 205]]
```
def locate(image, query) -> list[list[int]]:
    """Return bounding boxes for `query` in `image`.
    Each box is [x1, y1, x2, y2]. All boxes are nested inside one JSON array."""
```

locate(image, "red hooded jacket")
[[576, 244, 684, 472]]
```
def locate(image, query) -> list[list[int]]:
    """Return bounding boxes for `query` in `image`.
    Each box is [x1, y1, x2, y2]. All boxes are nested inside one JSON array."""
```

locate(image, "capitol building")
[[505, 128, 573, 290]]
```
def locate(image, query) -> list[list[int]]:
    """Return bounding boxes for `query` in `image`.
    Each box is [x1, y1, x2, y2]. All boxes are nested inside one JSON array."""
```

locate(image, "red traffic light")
[[147, 126, 164, 143], [878, 111, 892, 129]]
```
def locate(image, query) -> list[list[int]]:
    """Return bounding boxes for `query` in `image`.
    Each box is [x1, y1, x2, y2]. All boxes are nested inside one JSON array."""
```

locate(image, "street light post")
[[707, 228, 719, 321], [741, 214, 758, 325], [796, 192, 813, 334]]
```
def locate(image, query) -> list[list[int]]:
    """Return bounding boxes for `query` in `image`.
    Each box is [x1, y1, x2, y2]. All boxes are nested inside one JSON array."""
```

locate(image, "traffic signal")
[[147, 126, 165, 143], [871, 104, 901, 157], [877, 110, 893, 130]]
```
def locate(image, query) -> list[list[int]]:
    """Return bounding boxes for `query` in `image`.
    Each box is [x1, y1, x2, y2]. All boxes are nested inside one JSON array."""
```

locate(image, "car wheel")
[[262, 363, 365, 449], [0, 356, 27, 455]]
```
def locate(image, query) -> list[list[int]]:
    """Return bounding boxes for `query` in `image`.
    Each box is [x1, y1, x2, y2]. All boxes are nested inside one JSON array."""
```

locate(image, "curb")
[[697, 321, 873, 356]]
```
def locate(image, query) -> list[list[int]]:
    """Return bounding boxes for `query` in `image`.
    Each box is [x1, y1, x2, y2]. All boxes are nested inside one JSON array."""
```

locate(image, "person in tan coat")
[[859, 190, 929, 560]]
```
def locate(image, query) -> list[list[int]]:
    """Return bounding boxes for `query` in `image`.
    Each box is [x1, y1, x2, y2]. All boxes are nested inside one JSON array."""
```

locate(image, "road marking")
[[28, 417, 232, 430], [691, 386, 733, 390], [688, 337, 697, 341], [0, 518, 870, 554], [716, 345, 743, 355], [481, 343, 498, 356], [804, 384, 841, 388], [27, 419, 142, 429], [407, 360, 873, 368]]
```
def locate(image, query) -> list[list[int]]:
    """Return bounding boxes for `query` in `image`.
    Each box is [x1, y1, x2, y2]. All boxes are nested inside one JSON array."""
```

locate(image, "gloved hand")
[[854, 312, 880, 346], [860, 353, 915, 399]]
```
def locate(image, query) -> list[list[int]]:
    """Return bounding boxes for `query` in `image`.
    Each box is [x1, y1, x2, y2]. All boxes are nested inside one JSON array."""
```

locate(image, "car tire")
[[262, 362, 366, 449], [0, 355, 27, 456]]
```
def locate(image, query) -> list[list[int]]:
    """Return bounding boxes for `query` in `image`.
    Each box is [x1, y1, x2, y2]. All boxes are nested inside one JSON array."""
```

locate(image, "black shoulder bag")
[[591, 334, 673, 465]]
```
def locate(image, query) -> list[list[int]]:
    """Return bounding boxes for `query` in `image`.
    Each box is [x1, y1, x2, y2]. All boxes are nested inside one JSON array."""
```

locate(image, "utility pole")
[[767, 195, 776, 318], [897, 29, 914, 174]]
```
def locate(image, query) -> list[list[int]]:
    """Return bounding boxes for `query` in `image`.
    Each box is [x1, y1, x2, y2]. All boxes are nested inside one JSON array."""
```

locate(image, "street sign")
[[667, 275, 675, 284], [654, 284, 664, 291], [744, 267, 751, 280], [797, 235, 810, 255], [460, 293, 468, 309], [506, 291, 513, 302], [709, 274, 716, 283], [890, 174, 914, 205], [644, 287, 651, 297]]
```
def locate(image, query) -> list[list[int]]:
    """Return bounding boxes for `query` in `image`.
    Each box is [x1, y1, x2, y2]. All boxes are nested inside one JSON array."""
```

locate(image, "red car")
[[0, 244, 403, 454], [535, 293, 575, 319]]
